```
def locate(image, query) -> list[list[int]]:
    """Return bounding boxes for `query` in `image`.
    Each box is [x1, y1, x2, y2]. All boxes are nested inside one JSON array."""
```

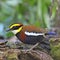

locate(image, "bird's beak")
[[6, 28, 11, 32]]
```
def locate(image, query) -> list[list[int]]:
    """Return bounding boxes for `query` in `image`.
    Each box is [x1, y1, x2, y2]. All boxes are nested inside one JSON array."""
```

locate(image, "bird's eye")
[[12, 26, 20, 30]]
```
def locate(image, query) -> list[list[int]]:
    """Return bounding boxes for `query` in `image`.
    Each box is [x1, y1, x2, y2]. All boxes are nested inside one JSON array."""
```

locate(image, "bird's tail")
[[45, 32, 56, 35]]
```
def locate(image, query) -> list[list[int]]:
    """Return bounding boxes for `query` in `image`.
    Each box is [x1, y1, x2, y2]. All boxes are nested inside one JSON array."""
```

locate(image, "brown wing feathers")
[[22, 25, 47, 33]]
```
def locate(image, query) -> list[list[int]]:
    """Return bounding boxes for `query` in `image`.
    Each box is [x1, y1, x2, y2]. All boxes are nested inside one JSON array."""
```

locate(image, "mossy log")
[[0, 49, 53, 60]]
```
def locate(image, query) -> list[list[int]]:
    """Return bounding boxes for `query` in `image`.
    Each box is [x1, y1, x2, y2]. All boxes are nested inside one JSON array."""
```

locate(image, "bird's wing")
[[22, 25, 47, 37], [22, 25, 47, 33]]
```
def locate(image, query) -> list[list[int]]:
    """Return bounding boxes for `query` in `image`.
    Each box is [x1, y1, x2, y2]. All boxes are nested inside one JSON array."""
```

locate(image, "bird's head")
[[7, 23, 23, 34]]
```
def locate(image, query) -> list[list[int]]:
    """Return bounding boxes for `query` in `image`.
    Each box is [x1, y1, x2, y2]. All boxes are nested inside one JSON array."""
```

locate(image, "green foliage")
[[0, 1, 60, 60], [0, 0, 57, 38], [6, 32, 14, 38]]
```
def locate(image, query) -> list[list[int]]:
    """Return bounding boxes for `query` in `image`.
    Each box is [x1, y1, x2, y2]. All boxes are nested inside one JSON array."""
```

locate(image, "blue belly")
[[23, 35, 44, 45]]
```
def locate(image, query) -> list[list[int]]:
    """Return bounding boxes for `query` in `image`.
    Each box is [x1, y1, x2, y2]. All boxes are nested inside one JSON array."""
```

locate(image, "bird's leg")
[[28, 43, 39, 51], [23, 43, 39, 53]]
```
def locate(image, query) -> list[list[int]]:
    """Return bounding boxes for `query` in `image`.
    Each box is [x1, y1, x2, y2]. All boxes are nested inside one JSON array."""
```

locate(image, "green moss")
[[51, 42, 60, 60], [6, 53, 18, 60], [6, 32, 14, 38]]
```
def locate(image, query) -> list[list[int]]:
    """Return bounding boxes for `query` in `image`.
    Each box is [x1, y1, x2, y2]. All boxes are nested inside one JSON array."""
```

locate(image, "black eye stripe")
[[11, 25, 23, 30], [12, 26, 20, 30]]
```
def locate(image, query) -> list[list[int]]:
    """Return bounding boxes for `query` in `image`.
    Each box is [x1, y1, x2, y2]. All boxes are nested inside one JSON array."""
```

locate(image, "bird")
[[6, 23, 51, 52]]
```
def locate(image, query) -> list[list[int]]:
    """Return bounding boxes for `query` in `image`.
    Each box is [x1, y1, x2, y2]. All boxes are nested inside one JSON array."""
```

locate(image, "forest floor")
[[0, 36, 60, 60]]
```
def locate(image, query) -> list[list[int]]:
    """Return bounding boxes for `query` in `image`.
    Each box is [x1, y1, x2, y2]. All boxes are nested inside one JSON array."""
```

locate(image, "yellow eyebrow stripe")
[[10, 24, 20, 28]]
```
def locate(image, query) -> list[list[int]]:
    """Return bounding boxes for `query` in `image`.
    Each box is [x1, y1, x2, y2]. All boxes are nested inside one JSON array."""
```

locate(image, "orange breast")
[[20, 31, 26, 41]]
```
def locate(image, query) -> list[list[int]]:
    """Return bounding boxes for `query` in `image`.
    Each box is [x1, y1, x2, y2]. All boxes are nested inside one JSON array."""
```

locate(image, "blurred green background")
[[1, 0, 60, 60], [0, 0, 57, 38]]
